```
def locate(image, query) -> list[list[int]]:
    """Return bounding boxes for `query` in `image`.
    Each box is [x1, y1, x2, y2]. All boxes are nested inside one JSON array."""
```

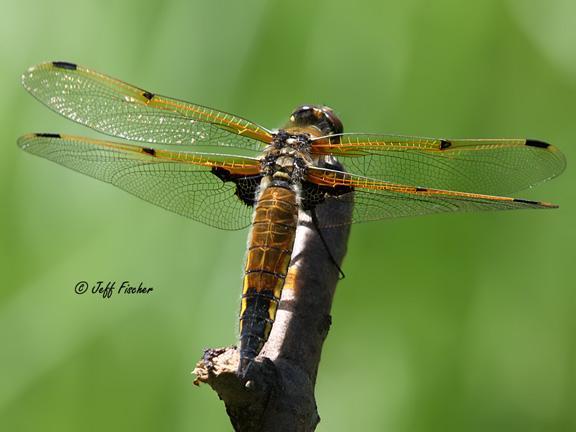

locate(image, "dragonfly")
[[18, 61, 566, 375]]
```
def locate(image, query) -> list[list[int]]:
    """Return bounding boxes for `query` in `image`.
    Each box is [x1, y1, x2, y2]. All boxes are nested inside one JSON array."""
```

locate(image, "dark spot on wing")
[[525, 139, 550, 149], [211, 167, 260, 207], [211, 166, 234, 183], [514, 198, 558, 208], [142, 91, 154, 100], [52, 61, 77, 71], [323, 159, 345, 172], [440, 139, 451, 150], [142, 147, 156, 156], [300, 180, 353, 211], [415, 187, 428, 192], [514, 198, 540, 205], [35, 133, 61, 138], [301, 158, 352, 210]]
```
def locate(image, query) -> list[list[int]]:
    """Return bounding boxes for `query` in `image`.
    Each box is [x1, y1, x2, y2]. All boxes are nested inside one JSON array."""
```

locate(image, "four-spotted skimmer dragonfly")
[[18, 61, 566, 374]]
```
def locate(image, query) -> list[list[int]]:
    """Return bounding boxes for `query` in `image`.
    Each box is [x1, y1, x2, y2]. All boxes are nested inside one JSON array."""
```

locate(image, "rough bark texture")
[[193, 198, 352, 431]]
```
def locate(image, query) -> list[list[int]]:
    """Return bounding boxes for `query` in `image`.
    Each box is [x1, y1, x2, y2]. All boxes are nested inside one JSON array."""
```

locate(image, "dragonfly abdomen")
[[239, 182, 299, 374]]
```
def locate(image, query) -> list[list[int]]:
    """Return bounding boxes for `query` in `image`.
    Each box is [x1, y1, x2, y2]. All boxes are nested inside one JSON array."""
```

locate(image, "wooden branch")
[[193, 197, 352, 432]]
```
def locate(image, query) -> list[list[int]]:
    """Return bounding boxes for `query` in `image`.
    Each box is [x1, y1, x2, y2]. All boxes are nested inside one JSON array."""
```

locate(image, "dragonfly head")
[[286, 105, 343, 138]]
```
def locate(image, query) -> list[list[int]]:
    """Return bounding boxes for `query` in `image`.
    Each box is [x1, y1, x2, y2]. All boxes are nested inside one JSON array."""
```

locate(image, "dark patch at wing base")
[[300, 181, 353, 211], [211, 167, 261, 207], [301, 158, 353, 210]]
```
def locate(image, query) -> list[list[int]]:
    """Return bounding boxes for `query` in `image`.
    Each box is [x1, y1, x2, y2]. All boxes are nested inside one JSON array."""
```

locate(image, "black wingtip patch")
[[514, 198, 558, 208], [514, 198, 540, 205], [440, 139, 451, 150], [526, 139, 550, 149], [142, 147, 156, 156], [52, 61, 77, 71], [35, 133, 61, 138], [142, 91, 154, 100]]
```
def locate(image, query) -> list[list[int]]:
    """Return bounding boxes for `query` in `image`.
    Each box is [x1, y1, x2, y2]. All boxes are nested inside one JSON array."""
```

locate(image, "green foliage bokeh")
[[1, 1, 574, 431]]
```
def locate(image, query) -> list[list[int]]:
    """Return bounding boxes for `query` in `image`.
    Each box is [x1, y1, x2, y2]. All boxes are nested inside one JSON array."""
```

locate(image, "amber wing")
[[305, 166, 559, 228], [311, 134, 565, 195], [22, 61, 273, 154], [18, 133, 261, 230]]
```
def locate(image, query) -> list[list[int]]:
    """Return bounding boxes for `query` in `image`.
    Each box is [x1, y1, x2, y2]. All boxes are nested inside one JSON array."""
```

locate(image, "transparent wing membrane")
[[312, 134, 566, 195], [19, 62, 564, 229], [18, 133, 260, 230], [22, 62, 272, 153], [306, 166, 557, 227]]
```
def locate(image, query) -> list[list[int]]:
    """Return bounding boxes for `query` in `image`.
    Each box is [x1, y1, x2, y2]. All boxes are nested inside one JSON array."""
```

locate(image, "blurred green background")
[[1, 0, 574, 431]]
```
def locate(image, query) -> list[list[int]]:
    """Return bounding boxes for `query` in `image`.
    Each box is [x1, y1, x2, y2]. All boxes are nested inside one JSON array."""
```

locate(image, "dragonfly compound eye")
[[288, 105, 343, 136]]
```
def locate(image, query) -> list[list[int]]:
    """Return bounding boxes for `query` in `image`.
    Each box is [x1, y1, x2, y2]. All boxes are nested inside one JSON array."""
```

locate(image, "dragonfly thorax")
[[262, 130, 313, 183]]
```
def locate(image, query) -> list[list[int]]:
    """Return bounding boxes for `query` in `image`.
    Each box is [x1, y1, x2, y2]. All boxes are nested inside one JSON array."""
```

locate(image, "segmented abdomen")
[[238, 184, 298, 373]]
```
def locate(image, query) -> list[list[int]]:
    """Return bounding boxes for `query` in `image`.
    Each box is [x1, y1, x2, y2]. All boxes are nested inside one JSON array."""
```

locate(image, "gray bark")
[[194, 198, 352, 431]]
